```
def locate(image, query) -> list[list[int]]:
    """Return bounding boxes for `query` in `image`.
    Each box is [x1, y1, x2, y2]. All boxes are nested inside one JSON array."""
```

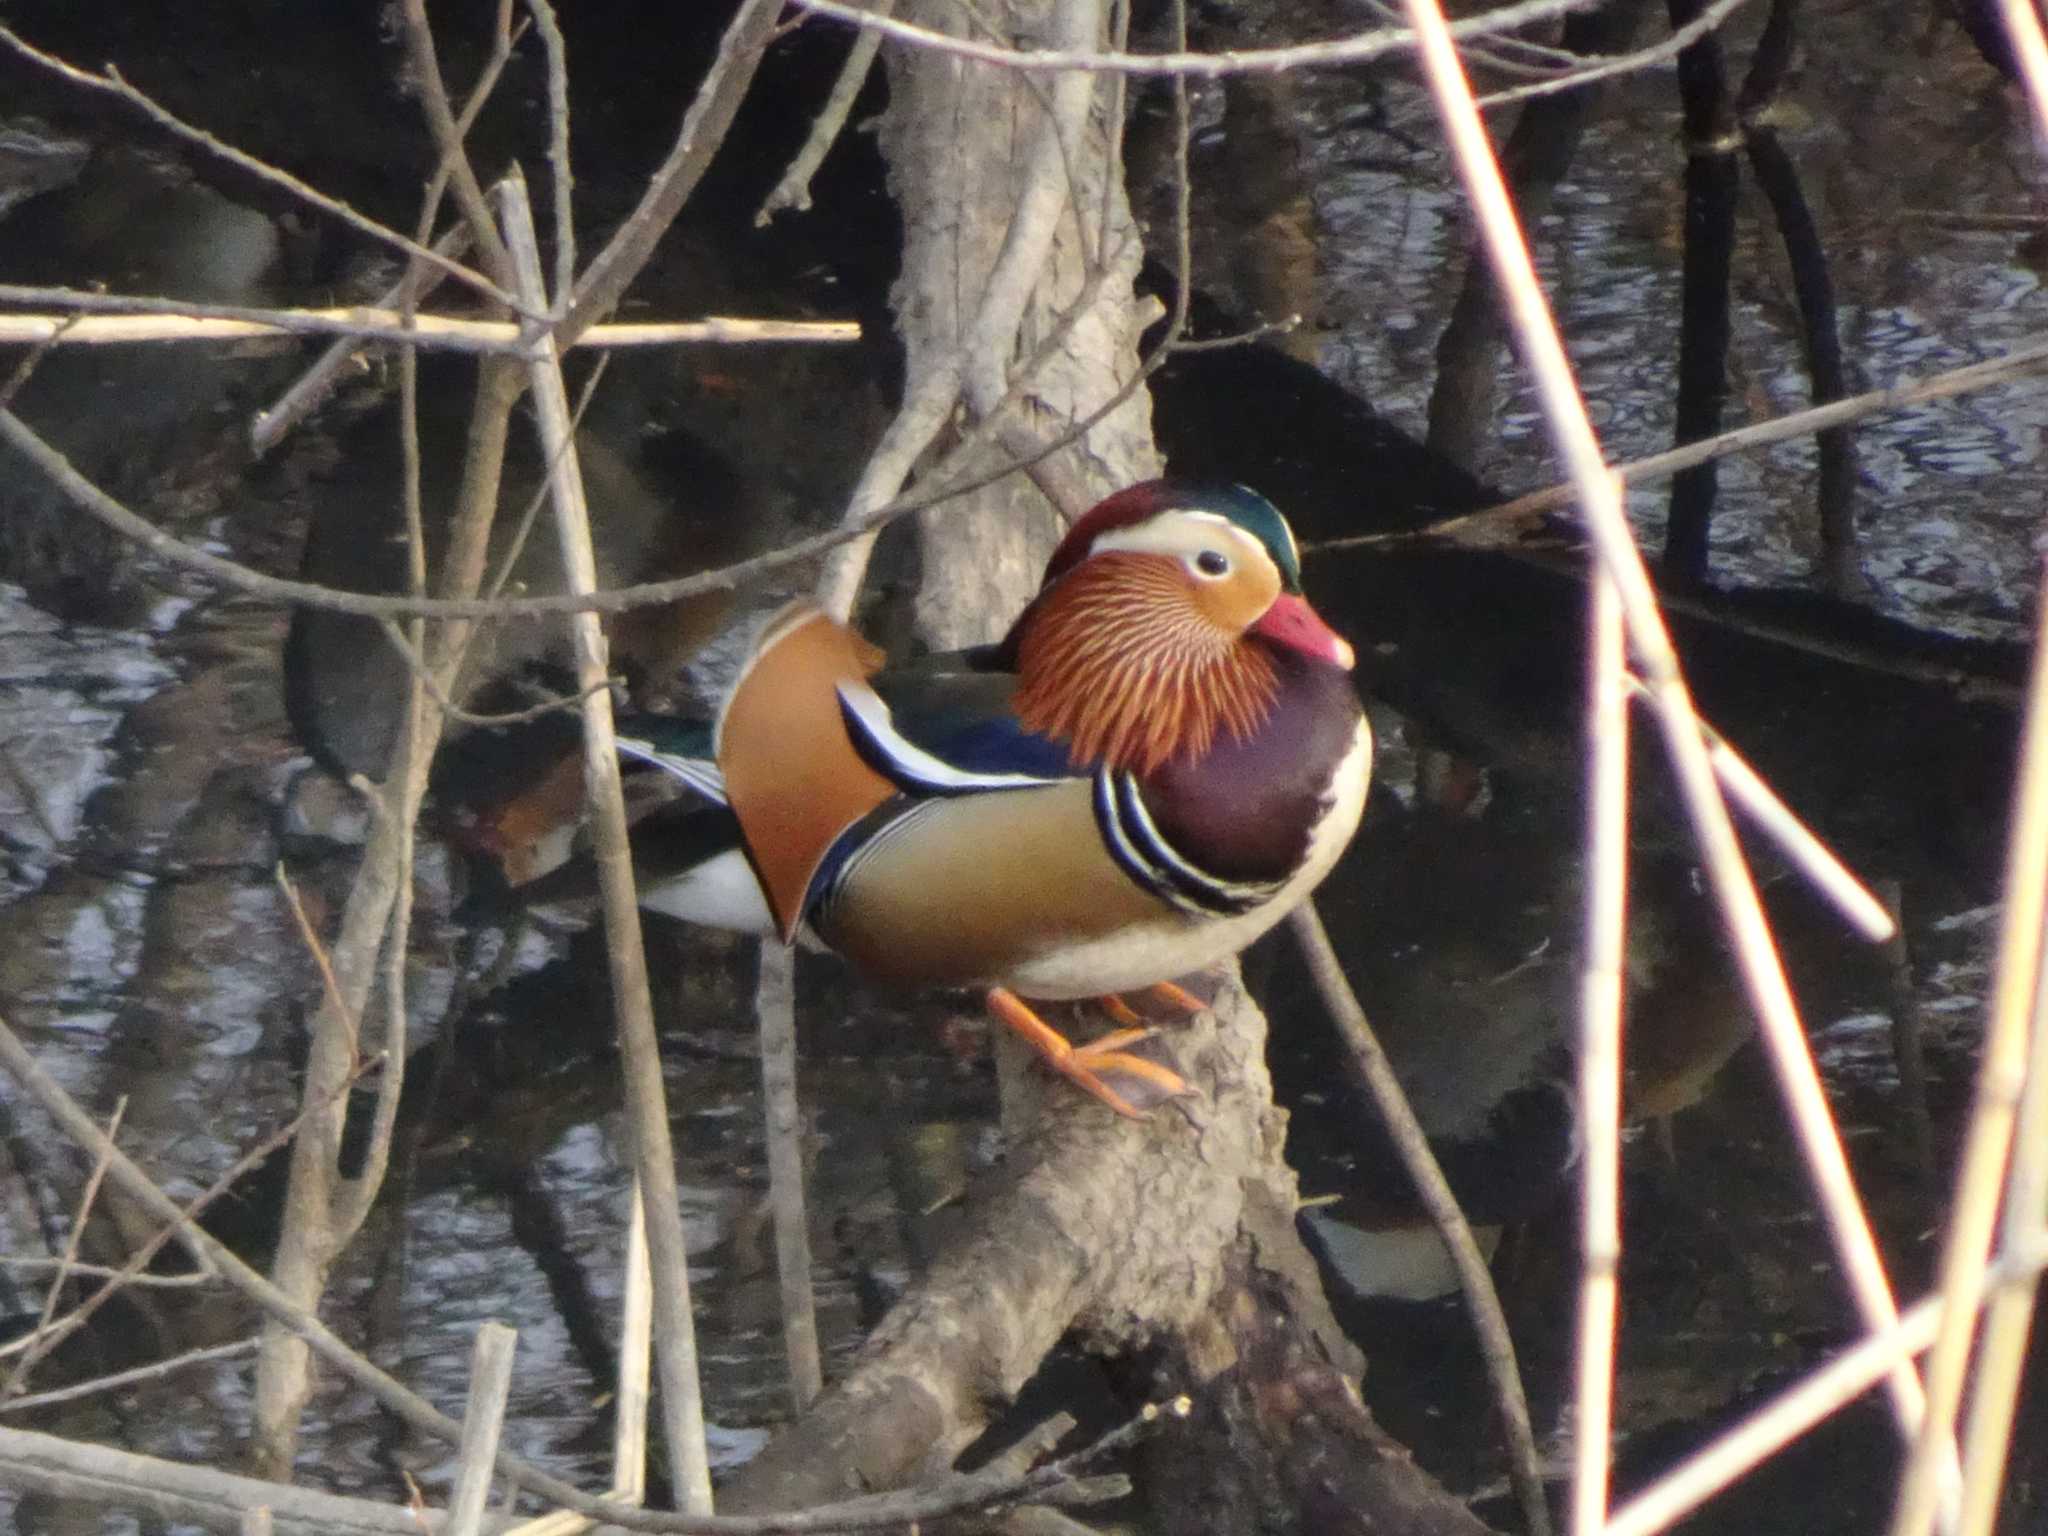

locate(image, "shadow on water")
[[0, 0, 2045, 1530]]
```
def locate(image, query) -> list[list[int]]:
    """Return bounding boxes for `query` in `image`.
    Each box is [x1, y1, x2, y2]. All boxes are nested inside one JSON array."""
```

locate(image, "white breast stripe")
[[617, 736, 729, 806], [1111, 771, 1283, 917], [835, 682, 1065, 795], [1092, 771, 1196, 913]]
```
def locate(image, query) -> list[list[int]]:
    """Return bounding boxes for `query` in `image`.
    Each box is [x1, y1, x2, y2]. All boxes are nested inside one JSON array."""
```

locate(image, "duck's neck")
[[1006, 557, 1280, 776]]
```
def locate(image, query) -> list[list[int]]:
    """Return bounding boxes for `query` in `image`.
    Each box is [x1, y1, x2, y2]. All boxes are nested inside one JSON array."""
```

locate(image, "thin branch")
[[790, 0, 1604, 76], [1291, 901, 1553, 1536], [396, 0, 518, 286], [1319, 333, 2048, 555], [758, 0, 893, 225], [1472, 0, 1753, 108], [524, 0, 577, 303], [0, 24, 524, 313], [0, 1339, 260, 1417]]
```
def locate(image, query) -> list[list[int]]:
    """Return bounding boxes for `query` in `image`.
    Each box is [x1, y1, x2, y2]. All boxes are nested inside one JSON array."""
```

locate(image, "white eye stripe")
[[1089, 511, 1268, 577]]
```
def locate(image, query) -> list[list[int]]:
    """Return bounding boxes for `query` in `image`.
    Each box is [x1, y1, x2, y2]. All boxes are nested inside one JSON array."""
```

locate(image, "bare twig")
[[1290, 901, 1553, 1536], [759, 0, 893, 224], [396, 0, 518, 286], [524, 0, 577, 303], [790, 0, 1604, 76], [756, 945, 822, 1411], [0, 1338, 260, 1417], [1471, 0, 1753, 109]]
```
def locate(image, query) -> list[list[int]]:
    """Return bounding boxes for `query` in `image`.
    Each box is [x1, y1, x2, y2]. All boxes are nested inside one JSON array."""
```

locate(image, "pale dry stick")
[[758, 943, 823, 1411], [0, 309, 861, 349], [1955, 903, 2048, 1535], [1619, 676, 1896, 944], [497, 1195, 655, 1534], [448, 1324, 519, 1536], [1291, 901, 1554, 1536], [1399, 0, 1953, 1502], [0, 24, 523, 313], [3, 1097, 124, 1388], [0, 1339, 259, 1417], [241, 1506, 274, 1536], [1572, 572, 1628, 1536], [793, 0, 1600, 76], [616, 1184, 653, 1505], [495, 172, 714, 1515], [758, 0, 894, 224]]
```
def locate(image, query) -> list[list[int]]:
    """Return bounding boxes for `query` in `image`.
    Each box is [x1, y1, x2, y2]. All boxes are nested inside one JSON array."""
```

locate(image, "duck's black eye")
[[1196, 549, 1231, 577]]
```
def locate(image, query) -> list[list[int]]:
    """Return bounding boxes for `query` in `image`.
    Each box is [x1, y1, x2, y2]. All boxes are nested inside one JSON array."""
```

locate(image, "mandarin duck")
[[612, 481, 1371, 1117]]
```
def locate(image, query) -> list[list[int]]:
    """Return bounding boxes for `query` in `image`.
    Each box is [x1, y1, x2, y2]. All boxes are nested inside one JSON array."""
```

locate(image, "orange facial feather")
[[1009, 554, 1280, 775]]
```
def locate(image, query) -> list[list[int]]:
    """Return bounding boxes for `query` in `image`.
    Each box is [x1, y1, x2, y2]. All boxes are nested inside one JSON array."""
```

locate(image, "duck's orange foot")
[[1097, 979, 1209, 1030], [986, 987, 1192, 1119]]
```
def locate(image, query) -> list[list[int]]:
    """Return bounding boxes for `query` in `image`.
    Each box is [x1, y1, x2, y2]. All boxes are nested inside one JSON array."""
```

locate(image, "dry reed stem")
[[1621, 676, 1895, 944], [1571, 573, 1629, 1536], [1928, 13, 2048, 1528], [0, 310, 859, 348], [1292, 902, 1554, 1536], [447, 1324, 519, 1536], [616, 1183, 654, 1505], [1399, 0, 1950, 1499], [1956, 929, 2048, 1535], [496, 173, 715, 1514]]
